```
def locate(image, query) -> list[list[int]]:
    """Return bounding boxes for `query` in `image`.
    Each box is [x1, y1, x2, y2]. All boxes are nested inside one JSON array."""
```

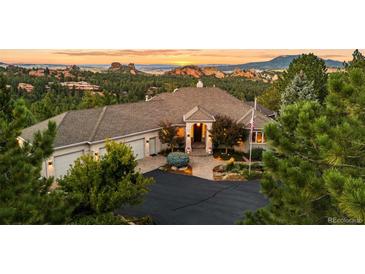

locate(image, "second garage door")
[[99, 139, 145, 160], [125, 139, 145, 160], [54, 150, 84, 179]]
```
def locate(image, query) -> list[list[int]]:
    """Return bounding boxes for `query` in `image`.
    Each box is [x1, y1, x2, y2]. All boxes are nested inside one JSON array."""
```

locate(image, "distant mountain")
[[216, 55, 344, 71], [165, 65, 225, 79]]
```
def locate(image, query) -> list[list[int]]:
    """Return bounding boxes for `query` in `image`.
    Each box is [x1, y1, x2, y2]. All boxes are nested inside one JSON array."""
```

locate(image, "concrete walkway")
[[190, 155, 228, 180], [136, 155, 166, 174], [137, 154, 228, 180]]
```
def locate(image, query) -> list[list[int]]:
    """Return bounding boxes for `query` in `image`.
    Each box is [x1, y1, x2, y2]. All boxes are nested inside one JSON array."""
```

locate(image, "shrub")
[[71, 213, 128, 225], [251, 148, 265, 161], [167, 152, 189, 168]]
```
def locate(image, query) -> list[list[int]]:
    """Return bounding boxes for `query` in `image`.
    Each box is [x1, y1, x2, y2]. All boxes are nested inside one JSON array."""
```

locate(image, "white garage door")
[[54, 150, 84, 179], [125, 139, 145, 160], [99, 139, 145, 160], [149, 137, 157, 155]]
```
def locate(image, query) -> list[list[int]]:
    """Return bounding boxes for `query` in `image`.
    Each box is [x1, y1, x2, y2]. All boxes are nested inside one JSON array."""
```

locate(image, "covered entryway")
[[183, 105, 216, 154], [54, 150, 84, 179]]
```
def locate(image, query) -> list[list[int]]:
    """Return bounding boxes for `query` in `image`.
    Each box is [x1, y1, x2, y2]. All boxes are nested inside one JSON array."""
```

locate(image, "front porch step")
[[190, 148, 211, 157], [191, 142, 205, 149]]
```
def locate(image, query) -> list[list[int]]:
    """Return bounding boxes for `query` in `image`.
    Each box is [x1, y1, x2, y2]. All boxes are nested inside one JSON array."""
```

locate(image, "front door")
[[193, 123, 202, 142]]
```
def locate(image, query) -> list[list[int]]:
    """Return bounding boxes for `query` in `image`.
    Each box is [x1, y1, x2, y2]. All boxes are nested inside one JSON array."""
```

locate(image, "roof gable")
[[183, 105, 216, 122], [237, 108, 273, 129]]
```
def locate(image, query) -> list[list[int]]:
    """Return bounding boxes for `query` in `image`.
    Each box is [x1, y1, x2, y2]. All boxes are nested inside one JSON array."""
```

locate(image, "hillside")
[[108, 62, 143, 75], [216, 55, 344, 71], [164, 65, 278, 82]]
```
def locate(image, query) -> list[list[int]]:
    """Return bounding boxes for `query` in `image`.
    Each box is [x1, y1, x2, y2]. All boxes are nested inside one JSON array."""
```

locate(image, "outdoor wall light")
[[187, 134, 190, 137], [48, 161, 53, 166], [146, 140, 149, 143]]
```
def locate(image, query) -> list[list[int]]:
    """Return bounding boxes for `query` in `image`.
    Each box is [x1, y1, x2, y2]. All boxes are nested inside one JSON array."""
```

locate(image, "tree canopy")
[[242, 68, 365, 224], [0, 81, 71, 224], [209, 115, 246, 154], [58, 141, 154, 224], [280, 71, 317, 108], [346, 49, 365, 71], [259, 53, 328, 111]]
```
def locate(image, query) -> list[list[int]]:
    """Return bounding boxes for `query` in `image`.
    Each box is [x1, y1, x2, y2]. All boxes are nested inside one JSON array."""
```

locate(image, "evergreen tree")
[[58, 141, 154, 224], [346, 49, 365, 70], [257, 87, 281, 112], [281, 71, 317, 107], [269, 53, 328, 111], [0, 84, 71, 224], [242, 69, 365, 225]]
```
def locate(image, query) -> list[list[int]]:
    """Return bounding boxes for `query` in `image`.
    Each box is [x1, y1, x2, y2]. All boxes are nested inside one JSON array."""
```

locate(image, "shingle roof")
[[246, 101, 276, 117], [21, 87, 272, 148]]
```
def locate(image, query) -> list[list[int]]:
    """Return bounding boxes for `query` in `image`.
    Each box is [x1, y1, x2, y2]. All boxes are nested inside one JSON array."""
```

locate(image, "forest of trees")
[[0, 67, 270, 127]]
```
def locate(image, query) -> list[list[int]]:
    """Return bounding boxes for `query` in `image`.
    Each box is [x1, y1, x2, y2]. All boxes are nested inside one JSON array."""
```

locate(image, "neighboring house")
[[60, 81, 100, 91], [19, 81, 273, 179], [246, 101, 277, 119], [18, 83, 34, 93]]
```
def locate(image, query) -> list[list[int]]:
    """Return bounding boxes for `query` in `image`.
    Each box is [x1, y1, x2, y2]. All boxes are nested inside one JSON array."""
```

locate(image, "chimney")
[[196, 80, 203, 88]]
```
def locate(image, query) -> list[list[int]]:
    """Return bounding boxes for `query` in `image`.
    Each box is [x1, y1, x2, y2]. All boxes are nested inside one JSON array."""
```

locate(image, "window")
[[176, 127, 185, 137], [251, 131, 266, 144]]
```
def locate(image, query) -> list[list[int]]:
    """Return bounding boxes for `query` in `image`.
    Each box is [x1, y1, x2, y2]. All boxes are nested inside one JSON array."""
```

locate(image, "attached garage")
[[99, 138, 145, 160], [54, 150, 84, 179]]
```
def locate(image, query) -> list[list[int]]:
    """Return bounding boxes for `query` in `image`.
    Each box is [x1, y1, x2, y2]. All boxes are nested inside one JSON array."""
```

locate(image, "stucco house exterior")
[[19, 82, 273, 179]]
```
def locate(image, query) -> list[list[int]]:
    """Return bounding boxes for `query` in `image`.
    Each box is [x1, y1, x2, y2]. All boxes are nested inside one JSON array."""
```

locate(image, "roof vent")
[[196, 80, 203, 88]]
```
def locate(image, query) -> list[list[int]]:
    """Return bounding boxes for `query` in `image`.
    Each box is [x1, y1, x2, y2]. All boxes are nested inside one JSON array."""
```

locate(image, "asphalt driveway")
[[117, 170, 268, 225]]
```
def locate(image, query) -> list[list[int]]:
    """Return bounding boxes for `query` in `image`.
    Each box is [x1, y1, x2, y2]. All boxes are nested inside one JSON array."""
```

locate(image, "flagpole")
[[248, 98, 256, 175]]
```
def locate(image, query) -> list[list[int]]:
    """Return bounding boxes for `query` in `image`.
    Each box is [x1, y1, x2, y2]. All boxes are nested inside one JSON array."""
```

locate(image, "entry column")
[[205, 122, 213, 153]]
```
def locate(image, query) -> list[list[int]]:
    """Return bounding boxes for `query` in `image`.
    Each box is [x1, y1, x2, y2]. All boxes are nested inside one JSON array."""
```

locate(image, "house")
[[246, 101, 277, 119], [19, 81, 273, 179], [60, 81, 100, 91], [29, 69, 45, 77], [18, 83, 34, 93]]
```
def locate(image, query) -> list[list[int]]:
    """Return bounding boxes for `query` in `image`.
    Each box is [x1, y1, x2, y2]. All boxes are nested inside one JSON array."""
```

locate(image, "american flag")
[[248, 98, 256, 175]]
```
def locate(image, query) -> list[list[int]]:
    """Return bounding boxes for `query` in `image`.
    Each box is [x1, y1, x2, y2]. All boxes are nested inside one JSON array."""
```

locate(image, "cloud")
[[54, 49, 203, 57], [320, 54, 347, 59]]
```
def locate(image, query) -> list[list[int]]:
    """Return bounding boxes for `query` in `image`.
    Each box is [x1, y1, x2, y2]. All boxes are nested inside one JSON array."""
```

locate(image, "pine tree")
[[0, 82, 72, 224], [264, 53, 328, 111], [241, 68, 365, 225], [281, 71, 317, 107], [346, 49, 365, 70]]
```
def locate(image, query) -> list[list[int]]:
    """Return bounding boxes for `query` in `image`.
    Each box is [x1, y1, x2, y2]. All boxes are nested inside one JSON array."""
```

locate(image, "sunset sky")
[[0, 49, 362, 65]]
